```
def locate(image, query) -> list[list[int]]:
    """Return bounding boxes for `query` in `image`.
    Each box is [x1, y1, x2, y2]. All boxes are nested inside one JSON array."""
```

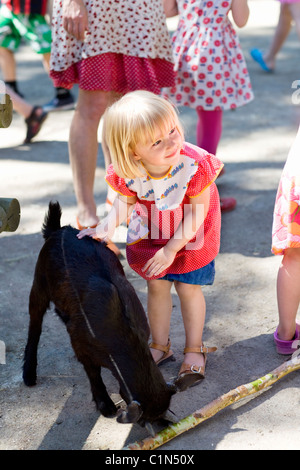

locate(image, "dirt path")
[[1, 1, 300, 451]]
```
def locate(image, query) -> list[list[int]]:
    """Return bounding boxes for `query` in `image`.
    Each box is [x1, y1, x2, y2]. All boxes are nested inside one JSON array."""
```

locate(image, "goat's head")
[[116, 382, 178, 436]]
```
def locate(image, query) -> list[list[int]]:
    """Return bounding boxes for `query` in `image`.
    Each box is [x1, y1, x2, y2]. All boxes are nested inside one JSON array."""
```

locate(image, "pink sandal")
[[274, 322, 300, 355]]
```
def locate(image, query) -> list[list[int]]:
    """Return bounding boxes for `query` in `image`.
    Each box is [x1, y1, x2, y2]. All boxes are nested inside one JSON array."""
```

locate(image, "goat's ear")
[[116, 400, 142, 424]]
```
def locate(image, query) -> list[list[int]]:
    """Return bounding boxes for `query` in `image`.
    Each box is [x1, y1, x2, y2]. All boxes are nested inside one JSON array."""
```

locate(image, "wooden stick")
[[0, 207, 7, 233], [0, 198, 20, 233], [124, 355, 300, 450], [0, 93, 13, 128]]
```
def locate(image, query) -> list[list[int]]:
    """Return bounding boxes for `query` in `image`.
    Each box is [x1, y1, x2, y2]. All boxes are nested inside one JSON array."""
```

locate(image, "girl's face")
[[134, 123, 183, 178]]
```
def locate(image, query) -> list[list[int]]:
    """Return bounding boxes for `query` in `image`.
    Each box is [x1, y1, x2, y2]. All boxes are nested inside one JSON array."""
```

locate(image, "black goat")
[[23, 202, 176, 429]]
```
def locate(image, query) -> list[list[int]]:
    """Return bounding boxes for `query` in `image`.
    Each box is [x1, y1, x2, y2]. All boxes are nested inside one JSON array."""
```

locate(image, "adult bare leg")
[[69, 88, 113, 228]]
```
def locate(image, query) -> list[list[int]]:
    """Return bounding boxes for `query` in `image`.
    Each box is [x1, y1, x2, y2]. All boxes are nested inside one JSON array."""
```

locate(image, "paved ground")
[[1, 0, 300, 451]]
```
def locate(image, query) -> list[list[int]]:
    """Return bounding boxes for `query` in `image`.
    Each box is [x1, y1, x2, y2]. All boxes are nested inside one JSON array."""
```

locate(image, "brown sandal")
[[175, 345, 217, 391], [149, 339, 175, 366]]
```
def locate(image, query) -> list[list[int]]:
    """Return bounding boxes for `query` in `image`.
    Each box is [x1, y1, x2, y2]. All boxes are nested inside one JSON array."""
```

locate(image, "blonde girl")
[[78, 91, 222, 390]]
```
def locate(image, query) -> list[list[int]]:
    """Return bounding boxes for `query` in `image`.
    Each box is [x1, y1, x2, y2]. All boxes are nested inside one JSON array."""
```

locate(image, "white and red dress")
[[50, 0, 175, 94], [106, 142, 223, 280], [163, 0, 254, 110]]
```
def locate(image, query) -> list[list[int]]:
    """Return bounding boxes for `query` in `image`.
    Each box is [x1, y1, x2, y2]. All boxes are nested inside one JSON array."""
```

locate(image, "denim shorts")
[[159, 260, 215, 286]]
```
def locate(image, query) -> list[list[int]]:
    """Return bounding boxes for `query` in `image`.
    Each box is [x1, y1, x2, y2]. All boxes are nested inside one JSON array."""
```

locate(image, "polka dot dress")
[[50, 0, 175, 93], [163, 0, 254, 111], [106, 143, 223, 281]]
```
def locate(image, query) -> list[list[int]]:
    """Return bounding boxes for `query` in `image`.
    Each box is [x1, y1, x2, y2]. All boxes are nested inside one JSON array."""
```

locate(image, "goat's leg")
[[81, 359, 118, 417], [23, 282, 49, 386]]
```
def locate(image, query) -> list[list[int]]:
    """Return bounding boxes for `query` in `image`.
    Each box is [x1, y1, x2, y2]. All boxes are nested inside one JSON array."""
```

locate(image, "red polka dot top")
[[106, 142, 223, 280]]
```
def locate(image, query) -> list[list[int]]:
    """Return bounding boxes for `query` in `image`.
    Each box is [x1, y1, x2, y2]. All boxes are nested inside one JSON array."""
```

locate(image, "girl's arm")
[[77, 194, 136, 241], [231, 0, 250, 28], [163, 0, 179, 18], [62, 0, 89, 41], [142, 186, 211, 278]]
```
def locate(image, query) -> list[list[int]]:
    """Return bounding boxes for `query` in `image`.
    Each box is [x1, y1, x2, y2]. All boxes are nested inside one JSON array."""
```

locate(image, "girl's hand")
[[77, 194, 135, 242], [142, 246, 177, 278], [77, 226, 97, 240], [77, 220, 111, 242], [142, 187, 211, 277], [62, 0, 89, 40]]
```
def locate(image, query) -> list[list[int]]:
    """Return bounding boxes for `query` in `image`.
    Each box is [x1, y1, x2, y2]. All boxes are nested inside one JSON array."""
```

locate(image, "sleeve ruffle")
[[105, 164, 137, 197], [185, 149, 224, 198]]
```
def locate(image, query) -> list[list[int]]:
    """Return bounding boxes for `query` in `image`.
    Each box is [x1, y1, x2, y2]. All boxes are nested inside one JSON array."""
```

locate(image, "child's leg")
[[289, 2, 300, 40], [276, 247, 300, 340], [41, 51, 51, 74], [0, 48, 16, 81], [196, 108, 223, 155], [147, 279, 173, 362], [263, 4, 292, 69], [174, 281, 206, 368], [5, 84, 32, 117]]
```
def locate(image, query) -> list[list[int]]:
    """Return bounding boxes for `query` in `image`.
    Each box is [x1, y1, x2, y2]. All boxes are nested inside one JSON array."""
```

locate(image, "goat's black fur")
[[23, 202, 175, 424]]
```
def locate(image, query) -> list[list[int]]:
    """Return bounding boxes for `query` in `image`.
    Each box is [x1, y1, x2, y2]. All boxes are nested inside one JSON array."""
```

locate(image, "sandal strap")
[[178, 362, 205, 377], [149, 338, 171, 354], [179, 363, 205, 375], [25, 106, 39, 124], [184, 345, 217, 354]]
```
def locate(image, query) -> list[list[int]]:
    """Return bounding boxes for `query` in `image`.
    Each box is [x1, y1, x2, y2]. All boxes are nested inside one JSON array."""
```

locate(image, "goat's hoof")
[[96, 400, 118, 418], [23, 374, 37, 386]]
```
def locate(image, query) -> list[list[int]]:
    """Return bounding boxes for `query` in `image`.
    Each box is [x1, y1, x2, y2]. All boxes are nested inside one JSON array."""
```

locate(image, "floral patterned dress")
[[163, 0, 253, 110], [272, 126, 300, 255], [50, 0, 175, 93]]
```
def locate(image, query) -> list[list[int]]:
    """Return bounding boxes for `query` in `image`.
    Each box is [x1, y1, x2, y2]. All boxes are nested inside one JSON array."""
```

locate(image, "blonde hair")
[[103, 90, 184, 179]]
